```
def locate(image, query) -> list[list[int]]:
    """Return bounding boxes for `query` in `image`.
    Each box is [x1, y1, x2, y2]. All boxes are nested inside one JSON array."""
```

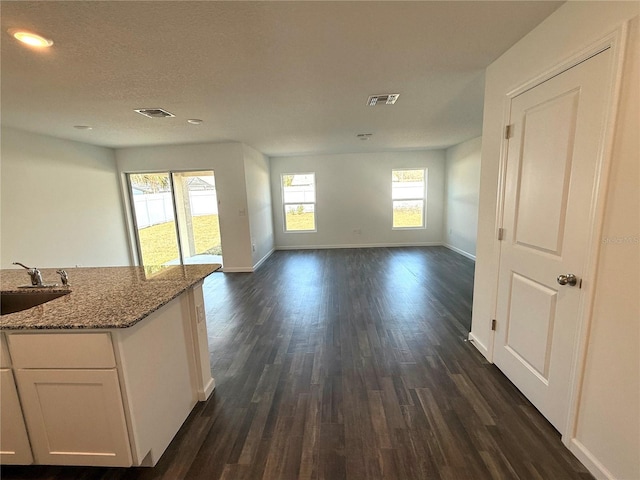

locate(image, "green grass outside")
[[139, 214, 221, 266], [283, 208, 423, 231], [393, 207, 424, 228], [285, 212, 316, 231], [140, 209, 422, 265]]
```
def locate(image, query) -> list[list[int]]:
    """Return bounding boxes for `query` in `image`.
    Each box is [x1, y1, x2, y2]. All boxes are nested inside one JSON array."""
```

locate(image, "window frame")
[[391, 168, 427, 230], [281, 172, 317, 233]]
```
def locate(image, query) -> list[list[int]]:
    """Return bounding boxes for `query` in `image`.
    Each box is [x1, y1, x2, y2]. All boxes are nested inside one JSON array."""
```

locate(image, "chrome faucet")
[[13, 262, 45, 286], [56, 269, 69, 286]]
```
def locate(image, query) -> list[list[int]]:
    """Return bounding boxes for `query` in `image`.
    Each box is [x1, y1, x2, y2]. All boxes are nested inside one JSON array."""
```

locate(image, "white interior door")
[[494, 48, 613, 433]]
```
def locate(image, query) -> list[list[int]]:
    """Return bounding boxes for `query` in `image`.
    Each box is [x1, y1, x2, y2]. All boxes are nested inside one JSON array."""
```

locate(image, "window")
[[392, 168, 426, 229], [282, 173, 316, 232]]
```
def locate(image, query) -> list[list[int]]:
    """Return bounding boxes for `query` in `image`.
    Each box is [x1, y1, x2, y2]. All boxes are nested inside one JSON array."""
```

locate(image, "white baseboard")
[[567, 438, 615, 480], [468, 332, 491, 362], [199, 378, 215, 402], [252, 248, 275, 271], [275, 242, 443, 250], [444, 243, 476, 261], [223, 243, 467, 272], [220, 266, 254, 273]]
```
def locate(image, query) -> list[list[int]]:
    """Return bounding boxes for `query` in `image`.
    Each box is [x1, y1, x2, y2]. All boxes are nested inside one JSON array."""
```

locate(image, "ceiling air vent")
[[367, 94, 399, 106], [134, 108, 175, 118]]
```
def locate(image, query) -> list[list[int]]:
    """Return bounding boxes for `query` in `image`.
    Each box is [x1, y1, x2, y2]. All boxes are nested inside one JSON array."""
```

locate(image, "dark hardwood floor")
[[2, 247, 593, 480]]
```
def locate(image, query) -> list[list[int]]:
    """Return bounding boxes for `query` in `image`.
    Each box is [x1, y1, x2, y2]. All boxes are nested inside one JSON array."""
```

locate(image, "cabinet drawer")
[[7, 333, 115, 369]]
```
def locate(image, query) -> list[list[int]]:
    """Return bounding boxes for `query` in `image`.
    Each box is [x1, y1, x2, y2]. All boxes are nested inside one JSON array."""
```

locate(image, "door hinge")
[[505, 124, 513, 139], [497, 228, 505, 241], [491, 319, 497, 331]]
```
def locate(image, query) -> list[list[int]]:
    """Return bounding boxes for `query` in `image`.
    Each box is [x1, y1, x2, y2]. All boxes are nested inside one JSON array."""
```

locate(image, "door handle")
[[557, 274, 578, 287]]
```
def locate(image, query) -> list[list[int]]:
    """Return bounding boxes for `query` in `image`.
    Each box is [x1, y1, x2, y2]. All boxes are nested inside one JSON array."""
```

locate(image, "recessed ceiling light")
[[9, 29, 53, 48], [73, 125, 93, 130], [187, 119, 203, 125]]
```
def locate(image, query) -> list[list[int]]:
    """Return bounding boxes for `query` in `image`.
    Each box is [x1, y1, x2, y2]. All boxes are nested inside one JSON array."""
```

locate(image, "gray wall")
[[243, 144, 275, 267], [115, 142, 273, 272], [444, 136, 481, 259], [1, 127, 130, 269], [270, 150, 445, 249], [471, 3, 640, 478]]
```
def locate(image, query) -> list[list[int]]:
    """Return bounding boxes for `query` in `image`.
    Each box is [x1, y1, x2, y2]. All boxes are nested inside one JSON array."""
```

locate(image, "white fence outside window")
[[133, 191, 218, 229]]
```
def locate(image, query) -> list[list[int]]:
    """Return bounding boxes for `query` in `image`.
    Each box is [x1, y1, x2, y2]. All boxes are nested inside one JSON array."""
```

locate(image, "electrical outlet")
[[353, 229, 362, 235], [252, 244, 256, 252]]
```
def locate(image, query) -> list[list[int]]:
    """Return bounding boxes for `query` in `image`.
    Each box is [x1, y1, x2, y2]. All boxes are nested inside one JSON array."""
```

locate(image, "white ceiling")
[[0, 1, 562, 156]]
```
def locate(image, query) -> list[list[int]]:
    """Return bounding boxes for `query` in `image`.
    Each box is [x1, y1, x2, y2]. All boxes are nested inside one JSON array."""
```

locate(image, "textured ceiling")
[[0, 1, 562, 156]]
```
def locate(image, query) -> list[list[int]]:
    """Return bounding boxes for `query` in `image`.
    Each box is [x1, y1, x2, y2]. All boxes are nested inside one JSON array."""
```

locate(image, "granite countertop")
[[0, 264, 221, 330]]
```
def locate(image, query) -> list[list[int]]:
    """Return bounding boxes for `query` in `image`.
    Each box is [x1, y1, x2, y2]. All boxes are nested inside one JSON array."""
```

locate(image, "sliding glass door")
[[172, 171, 222, 265], [127, 171, 222, 267], [128, 173, 181, 266]]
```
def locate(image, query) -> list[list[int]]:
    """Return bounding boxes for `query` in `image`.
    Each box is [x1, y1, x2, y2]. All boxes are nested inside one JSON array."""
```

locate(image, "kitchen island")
[[0, 264, 220, 468]]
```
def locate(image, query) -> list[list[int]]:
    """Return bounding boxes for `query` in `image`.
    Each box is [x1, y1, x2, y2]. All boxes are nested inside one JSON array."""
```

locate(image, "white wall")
[[270, 150, 445, 249], [242, 144, 275, 268], [470, 3, 639, 479], [0, 127, 130, 269], [116, 142, 255, 272], [444, 137, 481, 259], [575, 15, 639, 480]]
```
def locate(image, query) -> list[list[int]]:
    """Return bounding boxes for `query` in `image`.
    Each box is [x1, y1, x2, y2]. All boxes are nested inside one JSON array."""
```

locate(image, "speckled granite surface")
[[0, 264, 221, 330]]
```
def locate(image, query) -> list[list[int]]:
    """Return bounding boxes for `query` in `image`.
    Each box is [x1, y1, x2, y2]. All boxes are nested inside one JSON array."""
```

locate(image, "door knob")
[[557, 274, 578, 287]]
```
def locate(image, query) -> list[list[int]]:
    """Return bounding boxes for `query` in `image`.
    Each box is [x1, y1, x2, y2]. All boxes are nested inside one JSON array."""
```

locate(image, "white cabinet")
[[111, 288, 207, 466], [1, 283, 214, 468], [8, 332, 132, 467], [0, 333, 32, 465], [187, 282, 216, 400], [0, 369, 33, 465], [15, 368, 132, 467]]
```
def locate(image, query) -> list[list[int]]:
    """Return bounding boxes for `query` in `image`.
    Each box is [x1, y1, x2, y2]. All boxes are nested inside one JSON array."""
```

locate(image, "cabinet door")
[[0, 369, 33, 465], [15, 368, 132, 467]]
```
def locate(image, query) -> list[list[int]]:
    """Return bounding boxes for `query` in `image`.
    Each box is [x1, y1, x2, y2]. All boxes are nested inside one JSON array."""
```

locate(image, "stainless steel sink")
[[1, 291, 70, 315]]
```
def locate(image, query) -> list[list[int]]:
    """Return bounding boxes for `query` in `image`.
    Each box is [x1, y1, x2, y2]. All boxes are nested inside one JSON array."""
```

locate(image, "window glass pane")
[[392, 169, 425, 200], [284, 204, 316, 231], [393, 200, 424, 228], [172, 171, 222, 264], [283, 174, 315, 203], [129, 173, 181, 266]]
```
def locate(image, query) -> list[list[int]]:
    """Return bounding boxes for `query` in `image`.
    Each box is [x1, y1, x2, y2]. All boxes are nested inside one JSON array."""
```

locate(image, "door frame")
[[490, 24, 628, 452]]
